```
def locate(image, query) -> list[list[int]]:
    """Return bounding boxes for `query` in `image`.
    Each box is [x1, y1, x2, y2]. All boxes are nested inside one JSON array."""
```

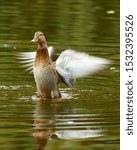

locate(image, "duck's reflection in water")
[[33, 100, 103, 150], [33, 101, 56, 150]]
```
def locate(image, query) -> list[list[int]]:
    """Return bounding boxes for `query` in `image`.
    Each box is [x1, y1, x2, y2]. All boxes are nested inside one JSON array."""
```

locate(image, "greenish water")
[[0, 0, 119, 150]]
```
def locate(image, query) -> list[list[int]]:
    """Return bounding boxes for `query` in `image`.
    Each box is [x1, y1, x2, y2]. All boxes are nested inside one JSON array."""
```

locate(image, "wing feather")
[[56, 49, 110, 87], [16, 46, 55, 73]]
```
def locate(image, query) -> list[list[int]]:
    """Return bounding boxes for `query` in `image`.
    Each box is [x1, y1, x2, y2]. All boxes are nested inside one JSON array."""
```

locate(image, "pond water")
[[0, 0, 119, 150]]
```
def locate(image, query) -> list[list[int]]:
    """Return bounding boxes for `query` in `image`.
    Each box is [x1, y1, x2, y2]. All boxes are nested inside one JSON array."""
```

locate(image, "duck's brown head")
[[31, 31, 47, 45]]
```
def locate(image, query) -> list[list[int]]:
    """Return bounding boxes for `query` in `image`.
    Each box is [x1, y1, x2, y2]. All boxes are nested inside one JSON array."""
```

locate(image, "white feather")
[[56, 49, 110, 80]]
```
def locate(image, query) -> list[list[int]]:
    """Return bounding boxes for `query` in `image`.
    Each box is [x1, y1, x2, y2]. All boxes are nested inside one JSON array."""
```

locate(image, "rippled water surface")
[[0, 0, 119, 150]]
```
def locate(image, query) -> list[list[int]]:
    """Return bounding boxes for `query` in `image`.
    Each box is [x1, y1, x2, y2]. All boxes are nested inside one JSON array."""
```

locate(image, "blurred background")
[[0, 0, 119, 150]]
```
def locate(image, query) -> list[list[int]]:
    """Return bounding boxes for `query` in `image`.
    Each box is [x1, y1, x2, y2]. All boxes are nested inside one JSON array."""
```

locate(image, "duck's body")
[[32, 34, 61, 99], [18, 31, 110, 100], [34, 64, 61, 99]]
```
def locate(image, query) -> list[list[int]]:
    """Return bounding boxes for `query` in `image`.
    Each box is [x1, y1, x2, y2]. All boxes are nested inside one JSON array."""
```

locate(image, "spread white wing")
[[17, 46, 55, 72], [17, 48, 110, 87], [56, 49, 110, 87]]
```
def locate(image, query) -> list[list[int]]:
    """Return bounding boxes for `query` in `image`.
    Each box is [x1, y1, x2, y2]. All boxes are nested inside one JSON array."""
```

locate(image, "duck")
[[18, 31, 110, 100]]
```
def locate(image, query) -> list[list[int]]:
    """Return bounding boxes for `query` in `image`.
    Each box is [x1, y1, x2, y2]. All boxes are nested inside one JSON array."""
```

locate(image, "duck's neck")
[[37, 42, 49, 57], [38, 41, 48, 50], [35, 42, 51, 65]]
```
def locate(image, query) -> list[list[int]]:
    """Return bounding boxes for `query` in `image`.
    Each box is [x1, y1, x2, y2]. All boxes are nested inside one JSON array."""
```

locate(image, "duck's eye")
[[39, 34, 43, 36]]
